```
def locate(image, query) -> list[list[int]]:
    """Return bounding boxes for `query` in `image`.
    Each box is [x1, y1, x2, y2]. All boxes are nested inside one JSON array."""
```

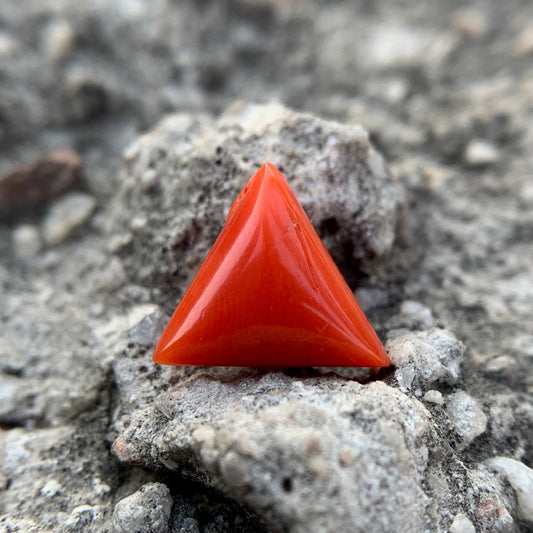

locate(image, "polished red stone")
[[153, 163, 390, 367]]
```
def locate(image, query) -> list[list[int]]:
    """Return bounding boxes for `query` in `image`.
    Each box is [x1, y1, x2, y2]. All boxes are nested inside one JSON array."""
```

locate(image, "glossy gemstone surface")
[[153, 163, 391, 367]]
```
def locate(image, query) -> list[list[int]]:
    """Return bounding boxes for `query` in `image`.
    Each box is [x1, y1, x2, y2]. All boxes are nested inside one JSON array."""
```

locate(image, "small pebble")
[[12, 225, 41, 258], [387, 328, 463, 393], [355, 288, 389, 311], [62, 505, 103, 530], [422, 390, 444, 405], [43, 192, 96, 246], [39, 479, 62, 498], [0, 31, 17, 56], [514, 23, 533, 56], [449, 513, 476, 533], [484, 355, 516, 373], [464, 139, 501, 167], [113, 482, 172, 533], [446, 391, 487, 449], [127, 306, 167, 346], [42, 18, 74, 62], [451, 9, 488, 39], [364, 25, 427, 68], [487, 457, 533, 522], [179, 517, 200, 533], [399, 300, 434, 328]]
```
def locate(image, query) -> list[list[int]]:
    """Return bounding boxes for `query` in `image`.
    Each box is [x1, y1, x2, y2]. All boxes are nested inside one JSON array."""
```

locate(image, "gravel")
[[42, 192, 97, 246], [113, 483, 172, 533], [446, 391, 488, 450], [1, 0, 532, 531]]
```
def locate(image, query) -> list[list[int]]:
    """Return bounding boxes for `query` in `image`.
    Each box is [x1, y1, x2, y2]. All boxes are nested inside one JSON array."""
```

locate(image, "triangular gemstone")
[[153, 163, 390, 367]]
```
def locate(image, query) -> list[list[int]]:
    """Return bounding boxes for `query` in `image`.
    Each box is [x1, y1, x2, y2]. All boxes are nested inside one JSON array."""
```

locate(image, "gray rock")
[[446, 391, 488, 449], [487, 458, 533, 523], [110, 305, 172, 432], [43, 192, 96, 246], [178, 517, 200, 533], [0, 288, 107, 427], [1, 425, 117, 532], [113, 482, 172, 533], [114, 373, 431, 533], [387, 328, 464, 393], [465, 467, 514, 531], [114, 102, 401, 305]]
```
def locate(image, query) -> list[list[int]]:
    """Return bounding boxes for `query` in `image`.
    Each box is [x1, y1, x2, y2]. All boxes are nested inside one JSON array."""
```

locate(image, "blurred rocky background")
[[1, 1, 532, 532]]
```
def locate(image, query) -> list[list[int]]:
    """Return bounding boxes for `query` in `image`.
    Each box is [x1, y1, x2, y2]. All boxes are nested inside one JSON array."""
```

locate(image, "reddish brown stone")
[[0, 150, 82, 214]]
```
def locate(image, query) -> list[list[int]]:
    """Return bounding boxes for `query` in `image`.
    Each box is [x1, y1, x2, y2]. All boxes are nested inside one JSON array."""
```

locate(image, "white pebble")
[[12, 225, 41, 258], [487, 457, 533, 522], [446, 391, 487, 449], [43, 192, 96, 246], [449, 513, 476, 533], [422, 390, 443, 405], [40, 479, 62, 497], [464, 139, 500, 167], [42, 19, 74, 62], [0, 31, 17, 56], [485, 355, 516, 373]]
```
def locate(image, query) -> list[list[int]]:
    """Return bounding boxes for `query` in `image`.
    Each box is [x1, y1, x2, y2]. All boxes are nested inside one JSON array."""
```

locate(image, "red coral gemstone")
[[153, 163, 390, 367]]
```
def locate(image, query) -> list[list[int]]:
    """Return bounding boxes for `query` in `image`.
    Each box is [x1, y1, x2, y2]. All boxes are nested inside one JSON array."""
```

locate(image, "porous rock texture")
[[1, 1, 533, 532], [113, 101, 399, 304]]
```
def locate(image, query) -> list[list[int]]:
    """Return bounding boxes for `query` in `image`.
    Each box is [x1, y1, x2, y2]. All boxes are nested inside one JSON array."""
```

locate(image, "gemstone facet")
[[153, 163, 391, 367]]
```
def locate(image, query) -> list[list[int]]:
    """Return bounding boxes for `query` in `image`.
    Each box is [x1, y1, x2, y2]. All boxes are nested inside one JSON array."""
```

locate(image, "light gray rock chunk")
[[43, 192, 96, 246], [114, 373, 431, 533], [114, 102, 401, 305], [0, 286, 107, 427], [113, 482, 172, 533], [487, 457, 533, 522], [387, 328, 464, 393], [446, 391, 488, 449], [449, 513, 476, 533]]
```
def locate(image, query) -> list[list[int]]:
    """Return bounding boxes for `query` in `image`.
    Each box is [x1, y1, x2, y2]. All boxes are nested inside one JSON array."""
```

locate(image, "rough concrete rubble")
[[1, 1, 532, 532], [114, 373, 431, 533]]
